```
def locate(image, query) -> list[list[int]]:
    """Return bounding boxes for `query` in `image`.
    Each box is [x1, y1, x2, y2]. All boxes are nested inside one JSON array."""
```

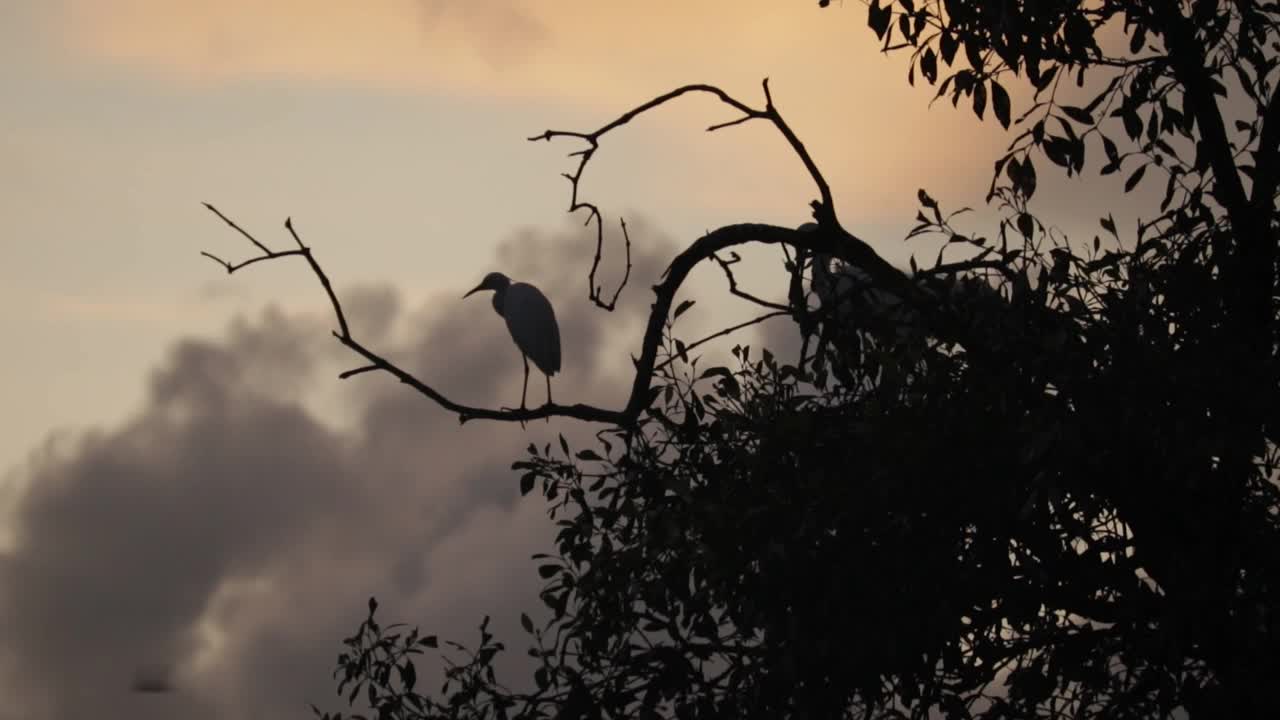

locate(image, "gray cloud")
[[0, 221, 674, 720]]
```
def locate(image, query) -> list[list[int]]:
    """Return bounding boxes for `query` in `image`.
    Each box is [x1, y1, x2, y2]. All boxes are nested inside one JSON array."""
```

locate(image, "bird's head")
[[463, 271, 511, 299]]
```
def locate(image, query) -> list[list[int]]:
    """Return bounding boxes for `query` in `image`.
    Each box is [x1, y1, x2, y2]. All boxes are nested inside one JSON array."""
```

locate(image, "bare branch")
[[656, 310, 790, 373], [711, 251, 792, 312], [203, 202, 273, 256], [604, 218, 632, 310], [200, 248, 309, 274], [339, 365, 381, 379], [202, 203, 632, 425], [529, 80, 838, 312], [284, 217, 350, 339]]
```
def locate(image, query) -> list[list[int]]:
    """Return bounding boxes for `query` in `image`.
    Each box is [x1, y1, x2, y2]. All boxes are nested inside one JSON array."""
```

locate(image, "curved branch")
[[202, 205, 939, 427], [656, 310, 791, 373]]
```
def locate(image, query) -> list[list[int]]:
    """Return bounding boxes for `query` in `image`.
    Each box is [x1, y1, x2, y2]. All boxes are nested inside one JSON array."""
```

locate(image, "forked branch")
[[529, 79, 839, 312]]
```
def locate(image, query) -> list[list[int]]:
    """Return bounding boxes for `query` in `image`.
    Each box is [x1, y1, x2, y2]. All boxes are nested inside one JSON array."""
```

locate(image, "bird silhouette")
[[464, 272, 561, 411]]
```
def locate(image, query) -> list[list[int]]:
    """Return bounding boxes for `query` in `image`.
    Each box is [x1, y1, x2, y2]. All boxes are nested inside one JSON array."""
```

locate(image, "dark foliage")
[[315, 2, 1280, 718]]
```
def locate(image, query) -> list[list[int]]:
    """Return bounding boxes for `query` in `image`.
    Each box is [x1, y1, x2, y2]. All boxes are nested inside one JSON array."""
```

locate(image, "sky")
[[0, 2, 1157, 718]]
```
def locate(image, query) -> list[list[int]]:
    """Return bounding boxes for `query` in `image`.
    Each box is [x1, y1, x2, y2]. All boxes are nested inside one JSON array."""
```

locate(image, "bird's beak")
[[462, 283, 485, 299]]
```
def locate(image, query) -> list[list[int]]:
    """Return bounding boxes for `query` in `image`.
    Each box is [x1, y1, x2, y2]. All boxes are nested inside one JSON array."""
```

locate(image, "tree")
[[203, 1, 1280, 717]]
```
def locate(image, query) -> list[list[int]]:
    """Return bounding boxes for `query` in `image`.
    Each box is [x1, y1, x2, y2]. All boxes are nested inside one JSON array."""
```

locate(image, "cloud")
[[0, 222, 673, 720]]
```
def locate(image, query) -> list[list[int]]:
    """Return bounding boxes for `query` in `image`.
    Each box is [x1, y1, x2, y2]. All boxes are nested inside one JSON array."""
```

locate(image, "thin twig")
[[655, 311, 790, 372], [340, 365, 381, 379], [203, 202, 273, 255], [711, 251, 791, 312]]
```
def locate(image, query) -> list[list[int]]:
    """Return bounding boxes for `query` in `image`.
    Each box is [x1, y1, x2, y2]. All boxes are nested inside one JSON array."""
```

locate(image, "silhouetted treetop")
[[196, 2, 1280, 718]]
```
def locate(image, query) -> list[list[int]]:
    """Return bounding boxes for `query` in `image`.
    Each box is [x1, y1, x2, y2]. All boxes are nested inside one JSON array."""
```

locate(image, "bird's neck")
[[491, 287, 506, 317]]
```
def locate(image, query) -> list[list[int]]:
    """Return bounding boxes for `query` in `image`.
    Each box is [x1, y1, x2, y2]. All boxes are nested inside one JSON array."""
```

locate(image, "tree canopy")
[[203, 1, 1280, 718]]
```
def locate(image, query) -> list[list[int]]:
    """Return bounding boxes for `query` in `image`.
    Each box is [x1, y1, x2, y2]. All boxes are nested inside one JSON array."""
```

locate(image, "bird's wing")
[[504, 283, 561, 375]]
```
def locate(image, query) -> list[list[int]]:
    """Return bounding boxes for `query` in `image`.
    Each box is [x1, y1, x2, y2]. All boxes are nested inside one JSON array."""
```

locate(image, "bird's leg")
[[544, 374, 552, 424], [514, 354, 529, 429]]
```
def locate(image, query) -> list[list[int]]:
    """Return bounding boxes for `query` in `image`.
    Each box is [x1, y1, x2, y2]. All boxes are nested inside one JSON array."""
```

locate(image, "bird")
[[799, 223, 919, 340], [800, 223, 1006, 341], [464, 272, 562, 411]]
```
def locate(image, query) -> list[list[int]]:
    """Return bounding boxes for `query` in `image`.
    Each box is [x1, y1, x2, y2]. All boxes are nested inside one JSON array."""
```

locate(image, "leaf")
[[520, 472, 536, 496], [991, 81, 1011, 129], [1122, 110, 1142, 140], [575, 449, 603, 461], [1124, 165, 1147, 193], [940, 30, 959, 66], [699, 366, 733, 381], [972, 81, 987, 120], [867, 0, 891, 39], [559, 434, 569, 457], [1085, 75, 1121, 114], [1129, 24, 1147, 53], [917, 188, 937, 208], [520, 613, 534, 633], [1020, 156, 1038, 198], [538, 564, 560, 579], [965, 40, 984, 73], [1017, 213, 1035, 238], [1101, 134, 1119, 164], [1043, 137, 1073, 168], [673, 299, 695, 319], [1033, 65, 1058, 92], [400, 662, 416, 692], [368, 597, 378, 614], [1100, 215, 1116, 236], [419, 635, 438, 648], [1061, 105, 1094, 125], [920, 47, 938, 84], [1160, 173, 1178, 211], [644, 384, 663, 407]]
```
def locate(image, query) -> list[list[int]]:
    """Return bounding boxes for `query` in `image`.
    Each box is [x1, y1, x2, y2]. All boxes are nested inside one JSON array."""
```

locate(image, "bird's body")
[[499, 282, 561, 378], [464, 272, 561, 410], [800, 223, 920, 341], [800, 222, 1005, 343]]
